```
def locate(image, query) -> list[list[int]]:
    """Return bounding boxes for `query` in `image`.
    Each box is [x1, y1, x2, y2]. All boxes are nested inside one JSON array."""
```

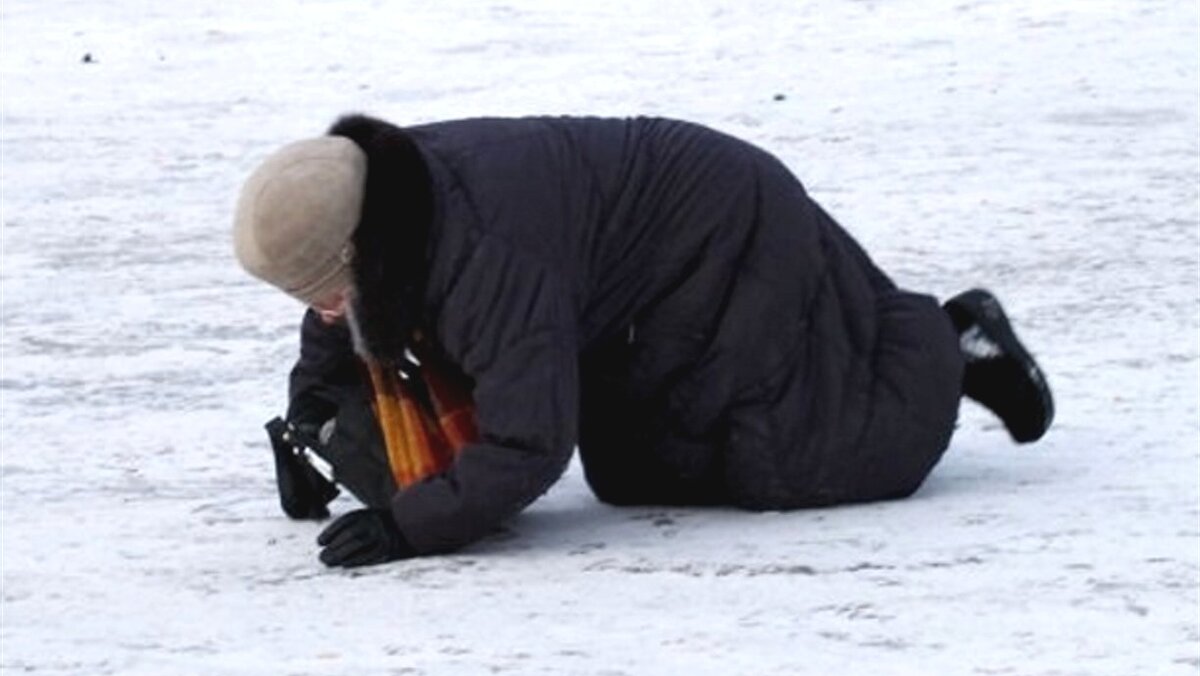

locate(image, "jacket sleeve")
[[388, 235, 579, 554], [286, 310, 363, 426]]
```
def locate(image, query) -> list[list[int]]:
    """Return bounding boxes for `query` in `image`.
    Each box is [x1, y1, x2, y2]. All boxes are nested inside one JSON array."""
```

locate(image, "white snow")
[[1, 0, 1197, 674]]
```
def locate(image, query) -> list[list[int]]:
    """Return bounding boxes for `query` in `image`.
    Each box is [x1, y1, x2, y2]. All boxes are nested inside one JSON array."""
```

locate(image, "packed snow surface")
[[1, 1, 1197, 674]]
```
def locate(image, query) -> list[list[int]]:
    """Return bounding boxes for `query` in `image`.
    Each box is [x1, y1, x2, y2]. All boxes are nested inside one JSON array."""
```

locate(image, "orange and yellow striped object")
[[363, 351, 478, 489]]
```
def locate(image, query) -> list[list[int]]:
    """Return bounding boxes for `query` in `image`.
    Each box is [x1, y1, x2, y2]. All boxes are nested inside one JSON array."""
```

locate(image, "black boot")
[[943, 289, 1054, 443]]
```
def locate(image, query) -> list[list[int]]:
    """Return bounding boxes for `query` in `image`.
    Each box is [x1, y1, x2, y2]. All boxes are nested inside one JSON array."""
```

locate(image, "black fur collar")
[[327, 114, 434, 365]]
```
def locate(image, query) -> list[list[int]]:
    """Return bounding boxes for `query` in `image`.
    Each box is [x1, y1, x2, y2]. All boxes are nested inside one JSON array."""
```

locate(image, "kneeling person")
[[233, 114, 1054, 567]]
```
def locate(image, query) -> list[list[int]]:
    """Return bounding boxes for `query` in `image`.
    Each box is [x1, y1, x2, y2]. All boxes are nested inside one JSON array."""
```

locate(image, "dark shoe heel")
[[944, 289, 1054, 443]]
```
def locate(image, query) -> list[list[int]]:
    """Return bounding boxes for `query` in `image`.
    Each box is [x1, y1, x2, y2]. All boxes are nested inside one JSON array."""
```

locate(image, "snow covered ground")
[[1, 0, 1197, 673]]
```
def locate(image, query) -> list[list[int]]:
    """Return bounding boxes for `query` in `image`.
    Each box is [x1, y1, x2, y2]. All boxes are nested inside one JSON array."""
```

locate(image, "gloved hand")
[[317, 508, 416, 568], [265, 417, 339, 520]]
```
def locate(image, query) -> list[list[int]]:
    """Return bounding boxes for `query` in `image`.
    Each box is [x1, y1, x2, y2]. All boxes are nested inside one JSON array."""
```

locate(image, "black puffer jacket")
[[290, 115, 963, 555]]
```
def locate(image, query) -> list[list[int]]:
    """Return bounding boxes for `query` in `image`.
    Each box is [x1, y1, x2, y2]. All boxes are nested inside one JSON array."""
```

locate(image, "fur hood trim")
[[327, 114, 434, 365]]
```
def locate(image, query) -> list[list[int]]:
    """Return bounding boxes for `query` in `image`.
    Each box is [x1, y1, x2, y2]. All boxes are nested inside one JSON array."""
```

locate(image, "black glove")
[[265, 417, 339, 520], [317, 508, 416, 568]]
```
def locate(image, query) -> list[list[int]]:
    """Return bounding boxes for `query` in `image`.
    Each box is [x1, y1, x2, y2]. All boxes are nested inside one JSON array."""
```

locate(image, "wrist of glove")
[[317, 508, 416, 568]]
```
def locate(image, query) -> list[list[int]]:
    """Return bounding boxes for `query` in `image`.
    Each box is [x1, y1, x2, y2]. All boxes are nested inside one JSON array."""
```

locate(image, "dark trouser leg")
[[577, 335, 724, 507]]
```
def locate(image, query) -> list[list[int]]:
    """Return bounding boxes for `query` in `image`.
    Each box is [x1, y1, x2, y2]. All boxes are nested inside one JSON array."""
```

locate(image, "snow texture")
[[1, 1, 1197, 674]]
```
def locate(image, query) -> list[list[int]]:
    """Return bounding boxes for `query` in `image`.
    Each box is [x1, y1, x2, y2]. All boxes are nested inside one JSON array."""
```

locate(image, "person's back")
[[396, 115, 961, 506]]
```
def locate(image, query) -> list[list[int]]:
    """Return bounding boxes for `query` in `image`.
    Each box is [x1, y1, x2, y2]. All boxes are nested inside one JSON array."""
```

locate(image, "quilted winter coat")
[[288, 114, 964, 555]]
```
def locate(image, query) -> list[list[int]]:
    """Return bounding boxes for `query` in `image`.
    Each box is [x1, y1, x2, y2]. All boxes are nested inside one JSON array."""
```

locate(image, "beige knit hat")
[[233, 136, 367, 305]]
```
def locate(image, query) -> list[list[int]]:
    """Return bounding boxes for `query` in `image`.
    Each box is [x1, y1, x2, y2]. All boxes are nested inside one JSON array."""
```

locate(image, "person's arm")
[[269, 310, 360, 521], [392, 236, 579, 555], [287, 309, 361, 428]]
